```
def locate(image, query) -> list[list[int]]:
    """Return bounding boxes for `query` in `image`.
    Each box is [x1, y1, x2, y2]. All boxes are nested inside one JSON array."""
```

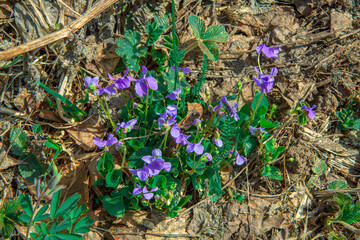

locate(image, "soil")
[[1, 0, 360, 239]]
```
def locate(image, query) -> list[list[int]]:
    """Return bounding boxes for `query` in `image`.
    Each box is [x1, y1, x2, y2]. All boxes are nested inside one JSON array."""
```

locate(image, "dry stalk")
[[0, 0, 119, 61]]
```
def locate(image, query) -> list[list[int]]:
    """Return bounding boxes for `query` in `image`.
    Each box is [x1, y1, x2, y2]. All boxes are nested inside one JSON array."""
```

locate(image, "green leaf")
[[243, 136, 256, 156], [252, 92, 269, 112], [34, 204, 50, 222], [105, 169, 122, 189], [32, 124, 43, 136], [312, 159, 327, 175], [146, 21, 164, 46], [198, 40, 219, 61], [97, 151, 115, 176], [49, 217, 72, 234], [77, 92, 89, 104], [328, 180, 349, 190], [49, 233, 83, 240], [37, 81, 87, 118], [9, 127, 27, 157], [188, 15, 206, 40], [1, 219, 14, 238], [54, 193, 80, 219], [203, 24, 228, 42], [50, 190, 61, 220], [115, 30, 147, 73], [260, 165, 283, 180], [19, 194, 33, 217], [337, 201, 360, 224], [151, 175, 167, 189], [72, 217, 93, 234], [18, 154, 45, 182], [103, 192, 125, 218]]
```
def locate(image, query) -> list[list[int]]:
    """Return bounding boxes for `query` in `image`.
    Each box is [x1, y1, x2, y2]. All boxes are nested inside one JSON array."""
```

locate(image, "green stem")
[[121, 90, 131, 119], [144, 91, 150, 126], [25, 196, 42, 240], [184, 41, 199, 53], [159, 129, 169, 150], [202, 110, 219, 136], [257, 53, 263, 74], [96, 93, 116, 130], [120, 147, 127, 169], [171, 0, 178, 91], [190, 153, 197, 175], [241, 93, 264, 131]]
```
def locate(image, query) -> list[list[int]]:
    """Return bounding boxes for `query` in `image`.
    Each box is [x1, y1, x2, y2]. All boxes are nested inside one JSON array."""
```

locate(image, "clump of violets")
[[132, 185, 158, 200], [129, 149, 171, 181], [116, 118, 137, 133], [186, 138, 205, 155]]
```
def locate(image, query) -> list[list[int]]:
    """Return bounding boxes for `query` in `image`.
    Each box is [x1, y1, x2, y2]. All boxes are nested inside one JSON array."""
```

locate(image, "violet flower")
[[170, 124, 181, 138], [253, 67, 278, 93], [174, 133, 190, 146], [212, 137, 223, 148], [93, 134, 118, 149], [158, 105, 178, 128], [213, 97, 239, 121], [108, 69, 131, 90], [170, 66, 192, 74], [84, 76, 99, 89], [130, 66, 158, 97], [186, 138, 204, 155], [132, 185, 158, 200], [116, 118, 137, 133], [249, 126, 267, 136], [166, 89, 181, 100], [204, 153, 212, 162], [96, 84, 116, 96], [301, 103, 316, 120], [256, 44, 280, 59], [229, 150, 247, 166]]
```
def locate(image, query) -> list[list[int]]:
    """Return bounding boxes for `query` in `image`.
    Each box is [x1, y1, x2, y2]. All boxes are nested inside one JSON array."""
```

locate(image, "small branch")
[[0, 0, 119, 61]]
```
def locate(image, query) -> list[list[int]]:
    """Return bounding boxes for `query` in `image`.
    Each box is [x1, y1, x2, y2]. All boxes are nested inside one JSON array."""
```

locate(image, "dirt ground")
[[1, 0, 360, 239]]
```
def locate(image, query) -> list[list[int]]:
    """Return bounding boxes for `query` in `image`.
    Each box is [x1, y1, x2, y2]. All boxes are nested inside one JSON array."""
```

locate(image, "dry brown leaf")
[[0, 142, 24, 170], [0, 0, 12, 19], [66, 114, 105, 151], [178, 102, 203, 130]]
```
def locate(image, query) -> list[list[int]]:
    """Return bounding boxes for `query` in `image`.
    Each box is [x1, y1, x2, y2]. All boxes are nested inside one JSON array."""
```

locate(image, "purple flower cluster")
[[132, 185, 158, 200], [84, 67, 158, 98], [129, 149, 171, 181], [158, 105, 177, 128], [93, 133, 123, 150], [213, 96, 239, 121], [116, 118, 137, 133], [253, 67, 278, 93]]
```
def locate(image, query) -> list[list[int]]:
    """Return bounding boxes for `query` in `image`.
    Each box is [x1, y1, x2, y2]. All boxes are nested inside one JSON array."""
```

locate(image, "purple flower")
[[253, 67, 277, 93], [194, 118, 201, 128], [229, 150, 247, 166], [174, 133, 190, 146], [108, 69, 131, 90], [249, 126, 267, 136], [301, 103, 316, 120], [212, 137, 223, 147], [204, 153, 212, 162], [116, 118, 137, 133], [170, 124, 181, 138], [256, 44, 280, 59], [186, 138, 204, 155], [130, 66, 158, 97], [214, 97, 239, 121], [84, 77, 99, 89], [130, 149, 171, 181], [158, 105, 178, 128], [96, 84, 116, 95], [170, 66, 192, 74], [166, 89, 181, 100], [115, 140, 123, 150], [93, 134, 118, 149], [132, 185, 158, 200]]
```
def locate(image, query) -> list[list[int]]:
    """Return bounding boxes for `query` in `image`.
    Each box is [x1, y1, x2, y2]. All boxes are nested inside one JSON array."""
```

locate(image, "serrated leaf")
[[18, 154, 45, 182], [9, 127, 27, 157], [198, 40, 219, 61], [146, 21, 164, 45], [189, 15, 206, 40], [327, 180, 349, 190], [1, 219, 14, 239], [203, 24, 228, 42], [312, 159, 327, 175], [260, 165, 283, 180]]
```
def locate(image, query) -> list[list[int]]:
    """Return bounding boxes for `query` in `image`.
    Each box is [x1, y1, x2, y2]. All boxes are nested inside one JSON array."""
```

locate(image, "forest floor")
[[1, 0, 360, 239]]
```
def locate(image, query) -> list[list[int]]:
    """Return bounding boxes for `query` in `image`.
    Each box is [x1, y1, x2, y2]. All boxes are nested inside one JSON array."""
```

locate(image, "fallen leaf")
[[178, 102, 203, 130], [66, 114, 105, 151], [0, 142, 25, 170], [0, 0, 13, 19]]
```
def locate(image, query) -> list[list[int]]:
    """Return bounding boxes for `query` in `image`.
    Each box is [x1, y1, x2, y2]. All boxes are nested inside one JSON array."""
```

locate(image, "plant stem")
[[241, 93, 264, 131], [96, 93, 116, 130], [120, 147, 127, 169], [190, 153, 197, 175], [184, 41, 198, 53], [257, 53, 263, 74], [159, 129, 169, 150], [144, 91, 150, 126], [25, 194, 43, 240], [171, 0, 178, 91], [121, 90, 131, 119]]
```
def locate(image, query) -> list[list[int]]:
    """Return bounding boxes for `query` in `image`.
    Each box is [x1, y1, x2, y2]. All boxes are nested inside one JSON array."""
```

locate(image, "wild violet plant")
[[77, 1, 319, 218]]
